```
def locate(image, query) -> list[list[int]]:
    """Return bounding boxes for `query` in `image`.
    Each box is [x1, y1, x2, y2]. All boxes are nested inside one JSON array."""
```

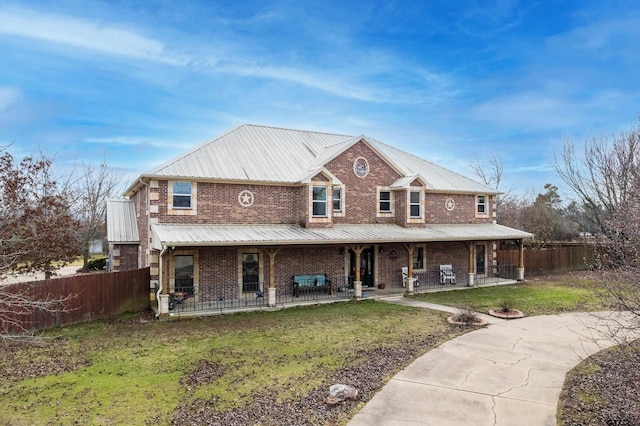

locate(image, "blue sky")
[[1, 1, 638, 198]]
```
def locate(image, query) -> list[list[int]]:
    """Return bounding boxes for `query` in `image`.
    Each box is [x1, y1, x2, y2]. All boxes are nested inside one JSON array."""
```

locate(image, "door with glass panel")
[[174, 255, 194, 295]]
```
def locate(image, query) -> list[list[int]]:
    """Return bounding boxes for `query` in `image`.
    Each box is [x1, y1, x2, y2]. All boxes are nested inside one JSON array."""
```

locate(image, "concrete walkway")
[[350, 299, 636, 426]]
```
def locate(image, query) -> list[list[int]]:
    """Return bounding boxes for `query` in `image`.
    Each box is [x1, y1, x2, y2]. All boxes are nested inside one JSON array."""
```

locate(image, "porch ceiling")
[[150, 223, 533, 250]]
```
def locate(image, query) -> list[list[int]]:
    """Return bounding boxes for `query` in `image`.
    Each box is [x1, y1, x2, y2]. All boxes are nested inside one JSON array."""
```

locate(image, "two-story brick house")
[[107, 124, 532, 315]]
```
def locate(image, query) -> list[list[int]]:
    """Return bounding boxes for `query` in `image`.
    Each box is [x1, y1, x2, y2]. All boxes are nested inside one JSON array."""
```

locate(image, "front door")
[[476, 244, 486, 276], [242, 253, 260, 293], [350, 247, 374, 288], [174, 255, 194, 295]]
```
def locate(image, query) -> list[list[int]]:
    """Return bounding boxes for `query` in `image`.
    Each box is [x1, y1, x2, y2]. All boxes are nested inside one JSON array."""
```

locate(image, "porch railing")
[[412, 264, 519, 293], [168, 276, 355, 314]]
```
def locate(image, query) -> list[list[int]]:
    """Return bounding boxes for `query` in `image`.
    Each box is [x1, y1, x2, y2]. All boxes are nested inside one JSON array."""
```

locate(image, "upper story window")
[[379, 190, 392, 212], [332, 186, 342, 212], [312, 186, 327, 217], [409, 190, 422, 218], [173, 181, 192, 209], [476, 195, 487, 216]]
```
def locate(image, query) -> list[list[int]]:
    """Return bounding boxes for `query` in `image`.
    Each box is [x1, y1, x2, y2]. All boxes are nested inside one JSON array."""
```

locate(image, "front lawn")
[[412, 272, 607, 315], [0, 301, 460, 425]]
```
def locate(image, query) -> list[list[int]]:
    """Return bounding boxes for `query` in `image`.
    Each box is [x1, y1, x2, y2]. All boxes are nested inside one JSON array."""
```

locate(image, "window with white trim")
[[409, 190, 421, 218], [379, 190, 391, 212], [172, 181, 192, 209], [476, 195, 487, 216], [312, 186, 327, 217], [332, 186, 342, 212]]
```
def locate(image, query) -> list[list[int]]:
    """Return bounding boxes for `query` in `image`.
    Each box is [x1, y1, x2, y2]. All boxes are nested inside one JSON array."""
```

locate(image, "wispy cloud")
[[0, 6, 186, 65], [0, 86, 20, 112], [84, 136, 179, 148]]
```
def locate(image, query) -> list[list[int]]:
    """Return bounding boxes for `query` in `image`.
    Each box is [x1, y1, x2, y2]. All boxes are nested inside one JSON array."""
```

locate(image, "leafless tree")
[[0, 149, 81, 277], [555, 117, 640, 237], [558, 119, 640, 342], [67, 156, 122, 271], [0, 148, 80, 340], [469, 152, 521, 228], [0, 284, 76, 341]]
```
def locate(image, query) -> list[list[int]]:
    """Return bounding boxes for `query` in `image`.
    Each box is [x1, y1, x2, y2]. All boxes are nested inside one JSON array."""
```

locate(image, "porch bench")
[[292, 274, 333, 297]]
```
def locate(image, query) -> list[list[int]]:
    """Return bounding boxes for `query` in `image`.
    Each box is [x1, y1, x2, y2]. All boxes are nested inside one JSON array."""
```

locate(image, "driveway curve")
[[349, 309, 636, 426]]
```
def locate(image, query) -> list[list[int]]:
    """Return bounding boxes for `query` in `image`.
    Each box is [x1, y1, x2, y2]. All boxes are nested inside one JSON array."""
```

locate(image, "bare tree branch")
[[0, 284, 78, 341]]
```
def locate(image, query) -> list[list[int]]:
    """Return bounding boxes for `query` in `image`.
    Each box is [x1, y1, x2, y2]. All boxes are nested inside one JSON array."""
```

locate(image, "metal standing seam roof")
[[128, 124, 497, 195], [106, 199, 140, 243], [150, 223, 533, 250]]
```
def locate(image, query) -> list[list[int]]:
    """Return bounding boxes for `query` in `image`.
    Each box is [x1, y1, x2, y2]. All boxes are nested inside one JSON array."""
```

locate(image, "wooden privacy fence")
[[497, 245, 596, 276], [1, 267, 150, 335]]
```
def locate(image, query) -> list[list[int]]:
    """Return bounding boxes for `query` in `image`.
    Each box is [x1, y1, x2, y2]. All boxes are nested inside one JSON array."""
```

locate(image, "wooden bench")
[[292, 274, 333, 297]]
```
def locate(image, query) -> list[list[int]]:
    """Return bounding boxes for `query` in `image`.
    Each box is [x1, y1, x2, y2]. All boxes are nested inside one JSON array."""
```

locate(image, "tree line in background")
[[0, 147, 121, 279], [475, 117, 640, 340], [472, 117, 640, 250]]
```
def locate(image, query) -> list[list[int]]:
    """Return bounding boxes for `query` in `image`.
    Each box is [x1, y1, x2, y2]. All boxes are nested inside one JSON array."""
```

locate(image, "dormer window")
[[409, 190, 421, 218], [312, 186, 327, 217]]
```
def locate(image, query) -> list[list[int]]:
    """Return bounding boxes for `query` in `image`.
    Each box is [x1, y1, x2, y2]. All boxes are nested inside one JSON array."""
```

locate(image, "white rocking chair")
[[439, 264, 456, 285]]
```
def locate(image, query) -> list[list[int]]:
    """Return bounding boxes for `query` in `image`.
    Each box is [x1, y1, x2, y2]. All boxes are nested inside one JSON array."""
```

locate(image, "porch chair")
[[439, 264, 456, 285], [401, 267, 420, 288]]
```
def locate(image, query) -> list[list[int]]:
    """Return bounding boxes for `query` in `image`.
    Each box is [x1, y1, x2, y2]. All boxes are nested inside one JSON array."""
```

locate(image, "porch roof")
[[150, 223, 532, 250]]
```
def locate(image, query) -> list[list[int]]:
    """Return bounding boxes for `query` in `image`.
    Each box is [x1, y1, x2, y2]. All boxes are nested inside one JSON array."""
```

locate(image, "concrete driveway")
[[349, 310, 636, 426], [1, 265, 79, 284]]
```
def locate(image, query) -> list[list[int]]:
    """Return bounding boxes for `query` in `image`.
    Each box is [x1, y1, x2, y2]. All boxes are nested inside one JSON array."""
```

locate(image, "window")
[[312, 186, 327, 217], [332, 187, 342, 212], [412, 246, 425, 270], [476, 195, 487, 215], [173, 181, 192, 208], [410, 191, 421, 218], [379, 191, 391, 212]]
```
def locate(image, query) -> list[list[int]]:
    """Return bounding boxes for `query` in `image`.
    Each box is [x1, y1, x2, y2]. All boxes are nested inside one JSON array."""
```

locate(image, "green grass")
[[0, 273, 612, 425], [0, 301, 455, 425], [412, 273, 607, 315]]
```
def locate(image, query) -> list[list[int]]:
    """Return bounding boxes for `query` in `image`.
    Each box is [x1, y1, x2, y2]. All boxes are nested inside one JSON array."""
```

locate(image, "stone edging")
[[488, 309, 525, 319]]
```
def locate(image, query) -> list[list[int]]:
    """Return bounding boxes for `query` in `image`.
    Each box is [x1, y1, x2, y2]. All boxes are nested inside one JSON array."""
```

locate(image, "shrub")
[[87, 257, 107, 271]]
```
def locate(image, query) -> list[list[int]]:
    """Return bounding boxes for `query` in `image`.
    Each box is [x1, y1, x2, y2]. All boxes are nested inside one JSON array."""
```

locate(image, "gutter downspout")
[[156, 244, 169, 317]]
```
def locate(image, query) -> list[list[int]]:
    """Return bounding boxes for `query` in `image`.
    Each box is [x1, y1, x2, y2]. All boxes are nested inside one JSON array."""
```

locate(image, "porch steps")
[[371, 294, 405, 302]]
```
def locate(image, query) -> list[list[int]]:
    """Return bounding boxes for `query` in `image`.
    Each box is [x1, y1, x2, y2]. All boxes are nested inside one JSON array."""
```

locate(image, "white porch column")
[[158, 294, 170, 315], [406, 277, 415, 295], [354, 281, 362, 299], [467, 273, 475, 287], [268, 287, 277, 307], [517, 239, 525, 281]]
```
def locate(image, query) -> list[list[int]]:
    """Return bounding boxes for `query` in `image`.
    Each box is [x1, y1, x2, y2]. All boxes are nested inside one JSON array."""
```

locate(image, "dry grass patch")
[[0, 301, 461, 425]]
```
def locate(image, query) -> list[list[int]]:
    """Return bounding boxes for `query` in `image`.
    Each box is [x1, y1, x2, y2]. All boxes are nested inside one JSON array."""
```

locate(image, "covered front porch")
[[151, 223, 531, 317], [156, 269, 521, 317]]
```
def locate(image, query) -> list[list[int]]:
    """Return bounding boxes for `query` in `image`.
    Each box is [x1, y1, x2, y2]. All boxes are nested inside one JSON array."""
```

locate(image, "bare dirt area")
[[0, 336, 91, 382], [558, 344, 640, 426], [171, 331, 454, 426]]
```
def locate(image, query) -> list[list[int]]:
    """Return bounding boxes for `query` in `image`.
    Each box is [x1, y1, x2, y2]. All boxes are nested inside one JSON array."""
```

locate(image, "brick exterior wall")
[[325, 141, 401, 224], [126, 138, 505, 294], [425, 193, 494, 224], [152, 241, 488, 293], [111, 244, 138, 272]]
